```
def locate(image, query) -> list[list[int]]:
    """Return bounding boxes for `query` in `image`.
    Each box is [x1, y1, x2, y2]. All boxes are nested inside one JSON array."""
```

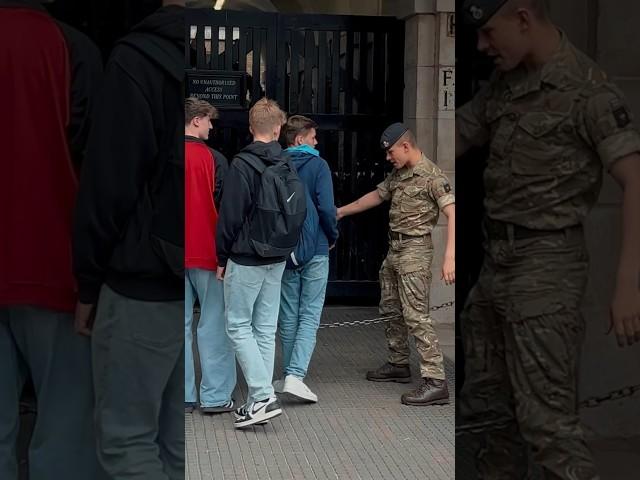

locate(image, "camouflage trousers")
[[459, 228, 599, 480], [379, 235, 444, 380]]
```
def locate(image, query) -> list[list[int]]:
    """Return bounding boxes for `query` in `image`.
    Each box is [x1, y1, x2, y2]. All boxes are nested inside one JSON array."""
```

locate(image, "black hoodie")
[[73, 5, 184, 304], [216, 141, 288, 268]]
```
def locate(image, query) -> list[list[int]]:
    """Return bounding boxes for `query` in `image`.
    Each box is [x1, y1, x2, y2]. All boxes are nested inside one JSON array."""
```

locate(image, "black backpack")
[[237, 152, 307, 258]]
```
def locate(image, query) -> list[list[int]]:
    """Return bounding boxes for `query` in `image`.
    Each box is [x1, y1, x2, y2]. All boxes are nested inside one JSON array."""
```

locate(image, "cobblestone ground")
[[186, 306, 456, 480]]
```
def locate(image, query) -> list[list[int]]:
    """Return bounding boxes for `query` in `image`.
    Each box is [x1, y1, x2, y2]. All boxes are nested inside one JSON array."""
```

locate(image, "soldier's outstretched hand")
[[609, 281, 640, 347], [441, 256, 455, 285]]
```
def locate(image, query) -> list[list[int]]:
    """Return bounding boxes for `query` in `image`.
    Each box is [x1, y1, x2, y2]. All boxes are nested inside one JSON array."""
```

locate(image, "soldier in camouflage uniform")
[[457, 0, 640, 478], [337, 123, 456, 405]]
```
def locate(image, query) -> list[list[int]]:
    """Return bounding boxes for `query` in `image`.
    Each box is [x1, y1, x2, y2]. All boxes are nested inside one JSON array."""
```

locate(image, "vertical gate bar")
[[225, 26, 233, 70], [344, 127, 360, 280], [344, 31, 354, 114], [238, 27, 247, 73], [266, 16, 278, 100], [373, 30, 384, 113], [216, 26, 223, 70], [318, 31, 327, 114], [196, 25, 205, 69], [330, 30, 340, 114], [260, 28, 268, 98], [290, 28, 300, 114], [275, 15, 286, 108], [303, 29, 314, 113], [358, 30, 368, 114], [185, 21, 191, 69], [252, 26, 261, 102], [208, 26, 214, 70]]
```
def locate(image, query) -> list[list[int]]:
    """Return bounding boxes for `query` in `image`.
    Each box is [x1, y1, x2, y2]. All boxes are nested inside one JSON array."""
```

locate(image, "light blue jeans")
[[185, 268, 236, 407], [224, 260, 286, 404], [278, 255, 329, 379], [0, 307, 105, 480]]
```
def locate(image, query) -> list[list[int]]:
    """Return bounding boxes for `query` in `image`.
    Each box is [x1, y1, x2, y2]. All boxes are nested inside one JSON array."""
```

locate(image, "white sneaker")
[[273, 378, 285, 394], [282, 375, 318, 403]]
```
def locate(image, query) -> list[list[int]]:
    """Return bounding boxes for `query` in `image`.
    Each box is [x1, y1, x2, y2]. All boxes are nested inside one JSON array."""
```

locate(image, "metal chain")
[[318, 300, 455, 329], [456, 383, 640, 436], [578, 383, 640, 409]]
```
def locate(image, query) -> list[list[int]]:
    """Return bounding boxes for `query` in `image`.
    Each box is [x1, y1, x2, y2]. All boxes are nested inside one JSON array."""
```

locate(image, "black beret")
[[380, 123, 409, 150], [462, 0, 509, 28]]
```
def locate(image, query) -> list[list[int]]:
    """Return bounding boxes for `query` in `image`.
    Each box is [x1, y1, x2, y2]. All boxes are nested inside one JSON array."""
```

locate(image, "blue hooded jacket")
[[285, 145, 338, 256]]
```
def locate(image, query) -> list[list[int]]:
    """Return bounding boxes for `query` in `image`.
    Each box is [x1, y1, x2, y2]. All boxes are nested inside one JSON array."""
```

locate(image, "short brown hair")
[[249, 97, 287, 135], [283, 115, 318, 146], [504, 0, 550, 20], [398, 130, 417, 148], [185, 97, 218, 125]]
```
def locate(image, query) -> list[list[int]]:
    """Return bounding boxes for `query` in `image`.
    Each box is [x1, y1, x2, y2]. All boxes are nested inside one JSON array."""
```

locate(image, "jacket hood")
[[118, 5, 184, 82], [241, 141, 283, 165], [284, 145, 320, 171], [132, 5, 184, 46]]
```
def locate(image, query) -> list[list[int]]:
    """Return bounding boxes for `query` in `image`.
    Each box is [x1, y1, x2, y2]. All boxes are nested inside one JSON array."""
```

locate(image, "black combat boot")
[[401, 378, 449, 406], [365, 362, 412, 383]]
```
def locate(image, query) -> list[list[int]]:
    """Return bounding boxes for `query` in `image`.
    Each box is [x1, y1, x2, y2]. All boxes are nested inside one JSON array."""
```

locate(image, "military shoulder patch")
[[610, 99, 630, 128], [444, 183, 452, 193]]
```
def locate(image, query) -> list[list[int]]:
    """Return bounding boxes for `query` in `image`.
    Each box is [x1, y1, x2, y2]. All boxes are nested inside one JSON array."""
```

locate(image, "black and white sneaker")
[[233, 404, 270, 425], [201, 399, 234, 414], [234, 397, 282, 428]]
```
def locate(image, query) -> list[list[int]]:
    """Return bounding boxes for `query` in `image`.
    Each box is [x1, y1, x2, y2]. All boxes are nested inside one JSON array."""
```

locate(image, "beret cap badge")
[[469, 5, 484, 20]]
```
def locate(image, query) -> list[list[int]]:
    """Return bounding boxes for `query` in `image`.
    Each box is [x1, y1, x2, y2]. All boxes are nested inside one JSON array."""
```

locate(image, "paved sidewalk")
[[186, 306, 455, 480]]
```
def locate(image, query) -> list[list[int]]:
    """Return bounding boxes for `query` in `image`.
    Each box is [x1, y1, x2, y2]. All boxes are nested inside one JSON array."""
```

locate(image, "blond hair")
[[185, 97, 218, 125], [249, 97, 287, 135]]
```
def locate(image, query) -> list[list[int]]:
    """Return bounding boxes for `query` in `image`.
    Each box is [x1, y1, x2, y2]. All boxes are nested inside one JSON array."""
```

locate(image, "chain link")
[[318, 300, 455, 329], [456, 383, 640, 436], [578, 383, 640, 409]]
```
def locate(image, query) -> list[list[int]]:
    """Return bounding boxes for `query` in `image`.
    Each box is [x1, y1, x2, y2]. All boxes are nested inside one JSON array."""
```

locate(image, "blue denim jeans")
[[185, 268, 236, 407], [224, 260, 286, 404], [278, 255, 329, 379], [0, 307, 106, 480]]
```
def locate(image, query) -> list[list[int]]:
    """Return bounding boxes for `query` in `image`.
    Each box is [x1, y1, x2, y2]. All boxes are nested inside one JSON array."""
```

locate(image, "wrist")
[[615, 263, 638, 280]]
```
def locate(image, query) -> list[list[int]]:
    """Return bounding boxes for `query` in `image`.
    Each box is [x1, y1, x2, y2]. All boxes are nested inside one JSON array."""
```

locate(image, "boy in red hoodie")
[[0, 1, 103, 478], [184, 97, 236, 414]]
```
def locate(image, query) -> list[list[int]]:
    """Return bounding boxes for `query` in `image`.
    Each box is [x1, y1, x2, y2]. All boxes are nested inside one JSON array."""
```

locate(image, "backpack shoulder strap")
[[236, 152, 266, 174]]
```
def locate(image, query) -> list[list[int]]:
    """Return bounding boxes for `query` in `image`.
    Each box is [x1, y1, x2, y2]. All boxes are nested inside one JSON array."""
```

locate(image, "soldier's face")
[[386, 144, 409, 169], [477, 13, 531, 71]]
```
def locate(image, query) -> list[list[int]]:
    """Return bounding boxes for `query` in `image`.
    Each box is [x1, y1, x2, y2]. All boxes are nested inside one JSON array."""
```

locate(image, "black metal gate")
[[186, 9, 405, 298]]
